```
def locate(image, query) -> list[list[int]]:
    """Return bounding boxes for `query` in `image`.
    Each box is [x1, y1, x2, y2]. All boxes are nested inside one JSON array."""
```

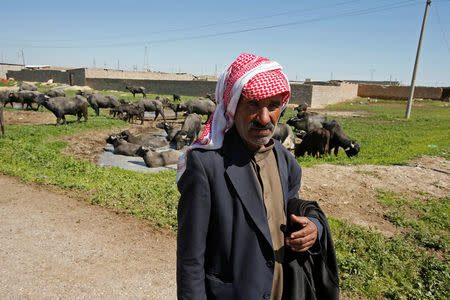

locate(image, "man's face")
[[234, 94, 283, 150]]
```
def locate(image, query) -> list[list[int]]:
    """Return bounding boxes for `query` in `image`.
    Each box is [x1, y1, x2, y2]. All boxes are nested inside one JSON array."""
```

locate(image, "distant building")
[[340, 79, 400, 86], [0, 63, 25, 79]]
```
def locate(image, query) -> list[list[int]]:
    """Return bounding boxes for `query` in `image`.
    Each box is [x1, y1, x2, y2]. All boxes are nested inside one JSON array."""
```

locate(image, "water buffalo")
[[273, 123, 295, 151], [173, 94, 181, 102], [19, 83, 37, 91], [287, 115, 326, 132], [294, 128, 330, 158], [136, 145, 182, 168], [165, 102, 179, 119], [177, 98, 215, 121], [45, 89, 66, 98], [105, 134, 140, 156], [37, 95, 88, 125], [109, 102, 137, 118], [126, 86, 146, 98], [322, 120, 360, 157], [205, 93, 216, 104], [123, 105, 145, 124], [156, 121, 180, 142], [0, 107, 4, 138], [9, 91, 41, 110], [136, 98, 166, 121], [118, 130, 168, 149], [87, 94, 120, 116], [171, 113, 202, 150], [76, 90, 96, 98], [0, 90, 13, 107], [294, 103, 308, 113]]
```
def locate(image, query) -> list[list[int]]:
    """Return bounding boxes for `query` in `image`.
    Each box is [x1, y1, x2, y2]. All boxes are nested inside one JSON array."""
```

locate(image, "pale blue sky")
[[1, 0, 449, 86]]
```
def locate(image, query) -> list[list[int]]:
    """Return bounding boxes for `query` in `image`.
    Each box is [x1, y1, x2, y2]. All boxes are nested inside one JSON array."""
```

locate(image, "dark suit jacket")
[[177, 126, 302, 300]]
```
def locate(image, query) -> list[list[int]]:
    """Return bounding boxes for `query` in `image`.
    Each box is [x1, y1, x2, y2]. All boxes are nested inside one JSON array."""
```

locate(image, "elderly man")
[[176, 53, 338, 300]]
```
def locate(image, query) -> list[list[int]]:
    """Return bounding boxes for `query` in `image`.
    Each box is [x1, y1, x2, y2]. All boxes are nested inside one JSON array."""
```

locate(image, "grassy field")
[[0, 83, 448, 299]]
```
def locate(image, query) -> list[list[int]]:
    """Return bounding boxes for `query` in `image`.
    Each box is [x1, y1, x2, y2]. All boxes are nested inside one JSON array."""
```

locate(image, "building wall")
[[86, 78, 217, 97], [358, 84, 443, 100], [0, 64, 25, 79], [7, 68, 86, 86], [289, 83, 313, 106], [85, 68, 196, 81], [310, 82, 358, 108]]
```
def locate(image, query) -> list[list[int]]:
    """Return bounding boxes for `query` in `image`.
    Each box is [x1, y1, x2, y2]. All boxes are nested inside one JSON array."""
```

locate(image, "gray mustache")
[[248, 121, 275, 130]]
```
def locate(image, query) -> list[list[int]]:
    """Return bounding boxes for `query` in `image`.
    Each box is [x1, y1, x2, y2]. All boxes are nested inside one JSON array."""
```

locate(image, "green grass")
[[280, 99, 450, 167], [0, 113, 180, 229], [0, 79, 17, 86], [376, 190, 450, 252], [332, 215, 449, 299], [1, 95, 449, 299]]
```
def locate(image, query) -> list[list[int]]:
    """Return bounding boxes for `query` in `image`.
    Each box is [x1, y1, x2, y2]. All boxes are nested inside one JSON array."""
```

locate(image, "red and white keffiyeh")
[[176, 53, 291, 182]]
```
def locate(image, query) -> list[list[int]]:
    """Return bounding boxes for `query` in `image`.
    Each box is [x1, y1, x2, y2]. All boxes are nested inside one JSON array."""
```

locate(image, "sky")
[[1, 0, 449, 86]]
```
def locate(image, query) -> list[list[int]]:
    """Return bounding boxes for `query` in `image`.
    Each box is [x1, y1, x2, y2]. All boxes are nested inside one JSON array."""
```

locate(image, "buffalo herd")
[[0, 83, 360, 165]]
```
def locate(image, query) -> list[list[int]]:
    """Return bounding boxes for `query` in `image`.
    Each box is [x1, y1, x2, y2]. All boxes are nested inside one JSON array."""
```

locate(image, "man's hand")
[[285, 214, 318, 252]]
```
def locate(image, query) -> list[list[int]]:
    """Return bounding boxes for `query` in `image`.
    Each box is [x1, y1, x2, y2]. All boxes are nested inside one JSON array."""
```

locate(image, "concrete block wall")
[[86, 78, 217, 97], [289, 83, 313, 106], [310, 82, 358, 108], [85, 68, 195, 81], [7, 68, 86, 86], [358, 84, 443, 100]]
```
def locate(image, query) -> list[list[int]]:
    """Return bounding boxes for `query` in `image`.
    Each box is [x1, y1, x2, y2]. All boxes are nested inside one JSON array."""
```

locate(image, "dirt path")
[[0, 176, 177, 299]]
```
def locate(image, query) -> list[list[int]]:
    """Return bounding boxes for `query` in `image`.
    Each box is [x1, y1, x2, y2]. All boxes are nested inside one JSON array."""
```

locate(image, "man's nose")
[[256, 106, 271, 124]]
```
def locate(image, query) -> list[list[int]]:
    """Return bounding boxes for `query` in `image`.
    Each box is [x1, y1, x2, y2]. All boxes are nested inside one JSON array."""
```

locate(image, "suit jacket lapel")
[[273, 142, 289, 213], [223, 127, 273, 249]]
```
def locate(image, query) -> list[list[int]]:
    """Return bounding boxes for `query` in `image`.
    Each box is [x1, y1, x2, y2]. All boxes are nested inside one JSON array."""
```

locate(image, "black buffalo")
[[0, 107, 4, 138], [322, 120, 360, 157], [126, 86, 146, 98], [45, 89, 66, 98], [177, 98, 215, 121], [294, 128, 330, 158], [118, 130, 168, 149], [287, 115, 326, 132], [87, 94, 120, 116], [37, 95, 88, 125], [9, 91, 41, 110], [106, 134, 140, 156], [136, 99, 166, 121], [136, 146, 181, 168], [172, 113, 202, 150]]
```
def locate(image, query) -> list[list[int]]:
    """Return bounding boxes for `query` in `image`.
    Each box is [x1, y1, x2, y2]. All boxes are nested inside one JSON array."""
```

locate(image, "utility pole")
[[21, 49, 25, 65], [369, 68, 376, 81], [406, 0, 431, 119], [144, 46, 147, 71], [117, 60, 120, 70]]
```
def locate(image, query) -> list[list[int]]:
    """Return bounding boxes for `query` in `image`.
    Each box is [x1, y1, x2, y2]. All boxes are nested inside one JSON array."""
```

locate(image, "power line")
[[0, 0, 366, 44], [2, 0, 421, 48]]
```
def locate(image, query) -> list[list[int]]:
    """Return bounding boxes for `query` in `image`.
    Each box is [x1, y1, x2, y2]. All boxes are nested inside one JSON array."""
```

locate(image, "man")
[[177, 53, 337, 299]]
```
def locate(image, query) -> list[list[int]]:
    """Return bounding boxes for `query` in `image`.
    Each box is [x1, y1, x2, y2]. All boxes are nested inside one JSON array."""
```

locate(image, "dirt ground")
[[1, 109, 449, 298]]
